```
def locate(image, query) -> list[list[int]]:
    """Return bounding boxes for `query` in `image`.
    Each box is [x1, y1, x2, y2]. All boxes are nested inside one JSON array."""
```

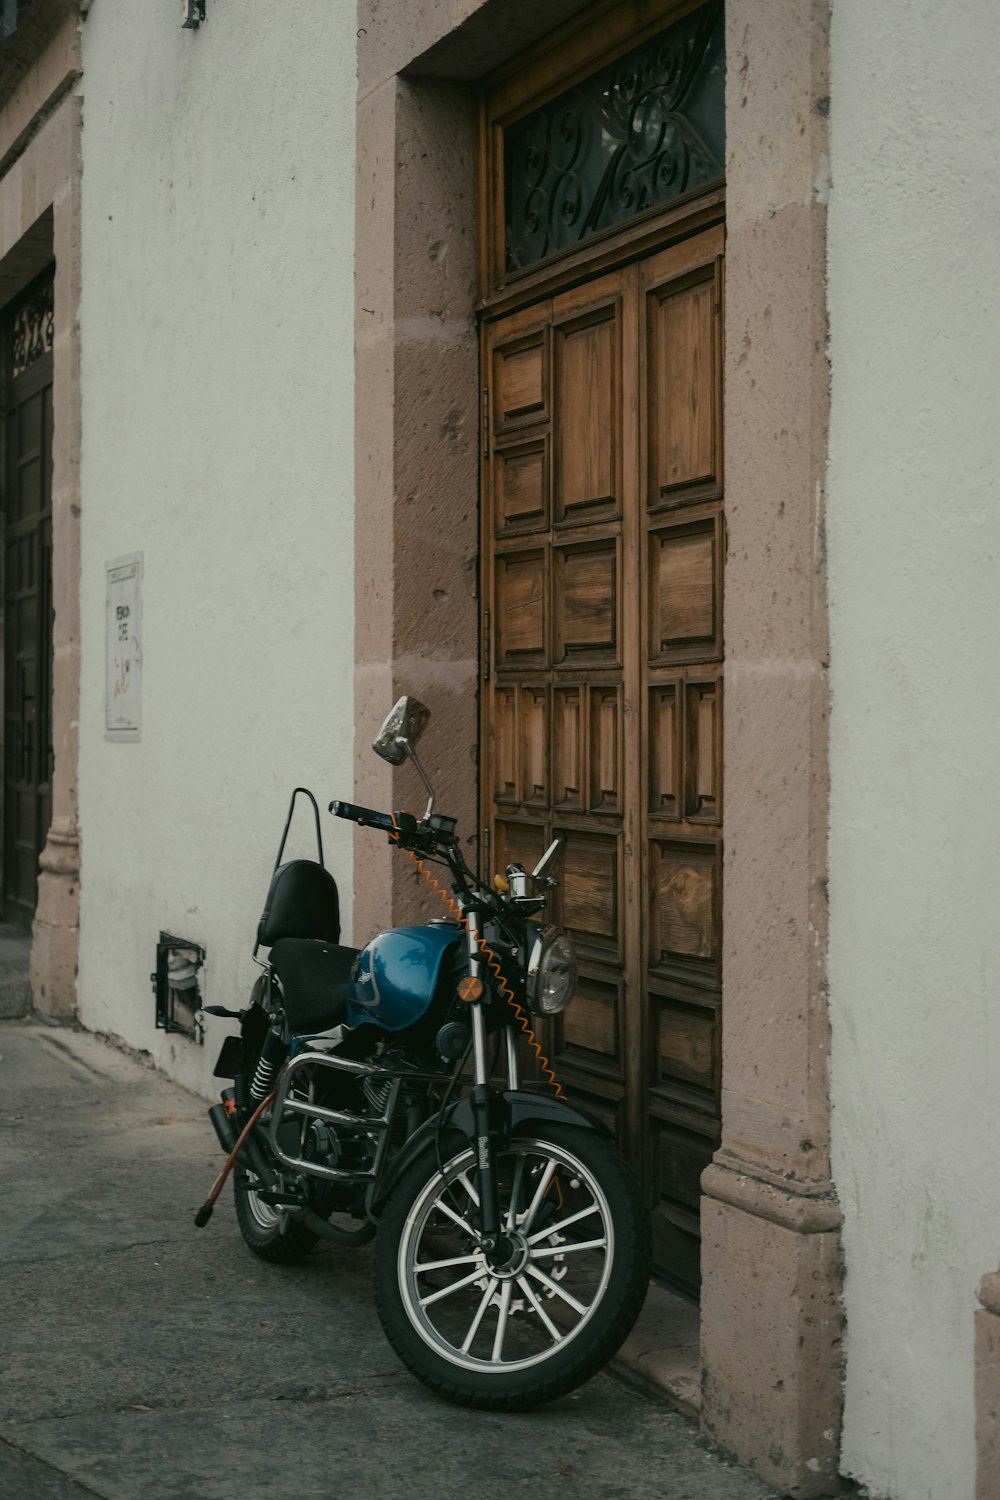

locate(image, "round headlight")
[[527, 927, 578, 1016]]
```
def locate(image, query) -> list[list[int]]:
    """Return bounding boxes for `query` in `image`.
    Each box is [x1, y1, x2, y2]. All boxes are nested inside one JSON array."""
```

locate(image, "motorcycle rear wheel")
[[373, 1122, 650, 1410], [234, 1169, 318, 1264]]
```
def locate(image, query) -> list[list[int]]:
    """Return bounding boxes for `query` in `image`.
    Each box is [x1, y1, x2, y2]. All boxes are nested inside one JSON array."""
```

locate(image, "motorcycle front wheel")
[[373, 1122, 650, 1410]]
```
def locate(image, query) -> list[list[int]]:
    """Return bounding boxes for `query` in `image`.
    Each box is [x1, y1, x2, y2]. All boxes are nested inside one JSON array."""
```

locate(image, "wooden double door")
[[3, 279, 54, 926], [480, 224, 724, 1288]]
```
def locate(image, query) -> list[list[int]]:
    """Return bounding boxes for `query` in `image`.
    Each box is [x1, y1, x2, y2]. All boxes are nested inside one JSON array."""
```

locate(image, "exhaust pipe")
[[208, 1099, 239, 1154]]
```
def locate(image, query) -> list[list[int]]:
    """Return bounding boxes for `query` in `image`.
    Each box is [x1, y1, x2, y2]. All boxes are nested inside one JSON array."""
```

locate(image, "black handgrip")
[[329, 799, 396, 832]]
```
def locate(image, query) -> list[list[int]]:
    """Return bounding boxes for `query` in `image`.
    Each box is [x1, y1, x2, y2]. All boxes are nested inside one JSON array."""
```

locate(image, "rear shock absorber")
[[249, 1026, 288, 1102]]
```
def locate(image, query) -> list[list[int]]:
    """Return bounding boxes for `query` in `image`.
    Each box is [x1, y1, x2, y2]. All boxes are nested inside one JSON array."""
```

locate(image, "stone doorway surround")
[[0, 1, 82, 1020], [354, 1, 839, 1494]]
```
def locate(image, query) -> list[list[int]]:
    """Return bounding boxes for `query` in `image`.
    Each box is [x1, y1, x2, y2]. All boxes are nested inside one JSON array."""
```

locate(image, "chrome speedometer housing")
[[526, 925, 578, 1016]]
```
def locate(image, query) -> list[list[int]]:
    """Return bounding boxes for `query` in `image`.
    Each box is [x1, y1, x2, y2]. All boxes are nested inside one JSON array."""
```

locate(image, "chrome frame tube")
[[465, 908, 482, 978], [471, 1006, 489, 1089], [505, 1026, 520, 1090], [465, 910, 490, 1088], [268, 1050, 403, 1184], [404, 743, 435, 820]]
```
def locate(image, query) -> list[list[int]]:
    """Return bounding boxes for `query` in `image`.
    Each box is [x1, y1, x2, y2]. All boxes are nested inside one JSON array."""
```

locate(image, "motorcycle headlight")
[[527, 927, 578, 1016]]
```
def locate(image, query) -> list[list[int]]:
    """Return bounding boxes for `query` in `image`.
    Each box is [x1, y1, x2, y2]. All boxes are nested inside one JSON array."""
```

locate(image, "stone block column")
[[699, 3, 842, 1495], [354, 65, 480, 937]]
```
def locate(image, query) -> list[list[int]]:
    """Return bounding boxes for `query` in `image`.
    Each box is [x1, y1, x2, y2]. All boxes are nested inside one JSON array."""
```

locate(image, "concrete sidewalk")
[[0, 1022, 777, 1500]]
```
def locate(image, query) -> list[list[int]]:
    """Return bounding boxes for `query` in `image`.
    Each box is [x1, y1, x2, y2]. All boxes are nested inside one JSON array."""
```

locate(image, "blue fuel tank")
[[345, 923, 460, 1032]]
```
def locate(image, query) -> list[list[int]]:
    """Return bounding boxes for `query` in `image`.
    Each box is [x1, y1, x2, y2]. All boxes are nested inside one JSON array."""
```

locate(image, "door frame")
[[354, 0, 840, 1488], [477, 21, 727, 1283], [0, 270, 55, 926], [0, 44, 83, 1017]]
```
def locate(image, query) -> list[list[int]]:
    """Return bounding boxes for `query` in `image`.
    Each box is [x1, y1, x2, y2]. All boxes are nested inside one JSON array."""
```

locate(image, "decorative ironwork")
[[11, 277, 53, 380], [503, 1, 724, 273]]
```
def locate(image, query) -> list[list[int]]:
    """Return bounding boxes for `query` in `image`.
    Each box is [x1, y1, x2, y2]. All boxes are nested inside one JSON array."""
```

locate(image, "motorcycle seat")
[[268, 938, 359, 1035]]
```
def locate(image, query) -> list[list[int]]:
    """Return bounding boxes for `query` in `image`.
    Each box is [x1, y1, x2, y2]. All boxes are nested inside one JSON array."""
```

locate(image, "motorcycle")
[[196, 695, 650, 1409]]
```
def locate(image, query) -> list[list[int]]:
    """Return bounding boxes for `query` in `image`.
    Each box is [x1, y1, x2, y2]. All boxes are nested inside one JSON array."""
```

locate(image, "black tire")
[[373, 1123, 650, 1410], [232, 977, 318, 1264], [234, 1170, 319, 1264]]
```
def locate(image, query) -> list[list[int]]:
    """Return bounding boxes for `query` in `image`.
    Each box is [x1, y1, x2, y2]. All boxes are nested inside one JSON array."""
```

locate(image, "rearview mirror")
[[373, 696, 431, 766], [532, 838, 562, 881]]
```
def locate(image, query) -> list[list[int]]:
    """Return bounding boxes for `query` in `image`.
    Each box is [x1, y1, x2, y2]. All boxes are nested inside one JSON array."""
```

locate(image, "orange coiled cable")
[[390, 830, 565, 1100], [194, 1088, 277, 1227]]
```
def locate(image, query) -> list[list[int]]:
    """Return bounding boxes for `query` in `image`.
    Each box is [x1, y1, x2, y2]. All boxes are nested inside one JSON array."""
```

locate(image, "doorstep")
[[612, 1278, 702, 1418]]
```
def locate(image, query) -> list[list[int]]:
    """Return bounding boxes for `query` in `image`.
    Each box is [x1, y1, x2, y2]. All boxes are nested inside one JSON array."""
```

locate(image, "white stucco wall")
[[828, 3, 1000, 1496], [78, 0, 357, 1099]]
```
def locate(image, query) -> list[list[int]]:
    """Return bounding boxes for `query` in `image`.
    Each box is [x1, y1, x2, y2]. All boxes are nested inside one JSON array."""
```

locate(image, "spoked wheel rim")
[[398, 1137, 614, 1375], [241, 1171, 281, 1232]]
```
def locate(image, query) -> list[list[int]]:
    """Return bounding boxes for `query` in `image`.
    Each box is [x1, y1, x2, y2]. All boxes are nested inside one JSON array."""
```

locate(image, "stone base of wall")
[[701, 1188, 845, 1499], [977, 1274, 1000, 1500], [30, 827, 80, 1020]]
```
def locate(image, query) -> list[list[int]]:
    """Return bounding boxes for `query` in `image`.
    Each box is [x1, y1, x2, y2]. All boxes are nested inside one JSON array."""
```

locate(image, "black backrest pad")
[[257, 860, 341, 946]]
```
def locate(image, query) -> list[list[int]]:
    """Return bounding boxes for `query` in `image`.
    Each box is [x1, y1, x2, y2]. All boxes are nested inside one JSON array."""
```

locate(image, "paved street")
[[0, 1023, 777, 1500]]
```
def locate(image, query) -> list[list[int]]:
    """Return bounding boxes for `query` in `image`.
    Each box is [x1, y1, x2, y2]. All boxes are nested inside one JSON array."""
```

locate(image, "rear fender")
[[369, 1088, 607, 1217]]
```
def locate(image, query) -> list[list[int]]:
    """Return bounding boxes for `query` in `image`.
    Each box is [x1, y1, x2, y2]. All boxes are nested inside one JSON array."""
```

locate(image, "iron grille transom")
[[503, 0, 724, 274], [10, 277, 53, 381]]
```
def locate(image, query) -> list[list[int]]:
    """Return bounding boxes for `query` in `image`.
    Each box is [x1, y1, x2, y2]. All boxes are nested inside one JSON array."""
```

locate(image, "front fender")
[[370, 1088, 607, 1217]]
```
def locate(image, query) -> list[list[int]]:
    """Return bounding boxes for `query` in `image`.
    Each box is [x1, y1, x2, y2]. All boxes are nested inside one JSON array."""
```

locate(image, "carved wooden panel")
[[492, 330, 547, 431], [558, 828, 621, 964], [552, 685, 584, 811], [482, 231, 724, 1291], [656, 994, 719, 1099], [494, 818, 547, 877], [652, 1117, 712, 1214], [649, 515, 721, 665], [553, 539, 618, 665], [649, 838, 720, 983], [684, 677, 722, 824], [649, 683, 680, 819], [560, 971, 622, 1070], [553, 303, 620, 525], [495, 550, 546, 667], [494, 438, 547, 535], [647, 266, 721, 508], [648, 1112, 719, 1289], [493, 687, 518, 805], [588, 686, 621, 814], [520, 686, 548, 808], [560, 1084, 624, 1148]]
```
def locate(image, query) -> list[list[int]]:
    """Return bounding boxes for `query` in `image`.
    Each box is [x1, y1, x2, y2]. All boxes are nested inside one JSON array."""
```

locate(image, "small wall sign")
[[105, 552, 142, 741]]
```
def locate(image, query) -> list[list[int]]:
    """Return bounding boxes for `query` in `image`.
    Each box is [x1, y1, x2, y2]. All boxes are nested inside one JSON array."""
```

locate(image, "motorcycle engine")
[[362, 1046, 426, 1147]]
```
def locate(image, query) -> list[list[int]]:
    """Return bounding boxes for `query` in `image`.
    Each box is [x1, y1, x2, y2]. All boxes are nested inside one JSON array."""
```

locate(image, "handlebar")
[[329, 800, 461, 869], [329, 800, 397, 832]]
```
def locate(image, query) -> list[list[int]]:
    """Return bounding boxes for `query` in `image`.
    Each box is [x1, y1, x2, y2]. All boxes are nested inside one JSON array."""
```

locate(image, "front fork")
[[465, 909, 518, 1257]]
